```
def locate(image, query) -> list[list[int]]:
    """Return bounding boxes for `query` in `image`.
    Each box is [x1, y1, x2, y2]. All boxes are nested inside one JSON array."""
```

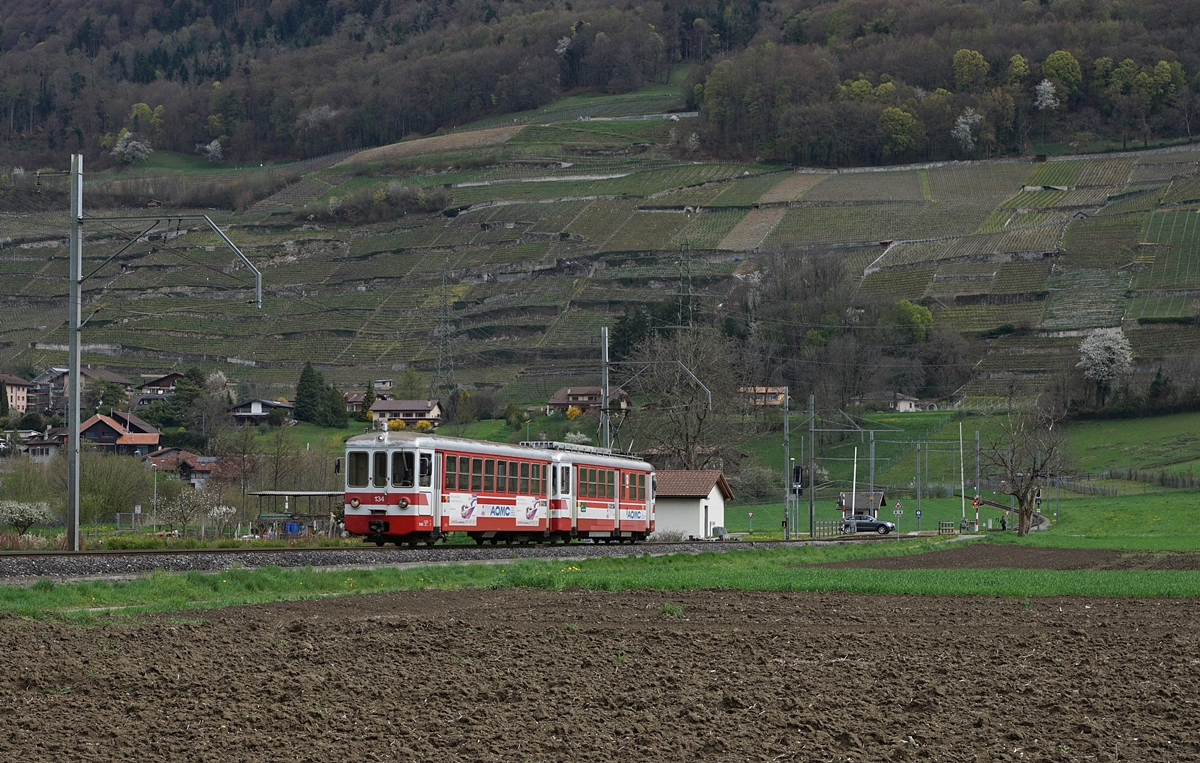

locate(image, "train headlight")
[[399, 498, 409, 509], [350, 498, 361, 509]]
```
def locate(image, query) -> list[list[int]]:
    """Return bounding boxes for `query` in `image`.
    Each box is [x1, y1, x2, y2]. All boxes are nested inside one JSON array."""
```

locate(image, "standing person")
[[1000, 512, 1008, 532]]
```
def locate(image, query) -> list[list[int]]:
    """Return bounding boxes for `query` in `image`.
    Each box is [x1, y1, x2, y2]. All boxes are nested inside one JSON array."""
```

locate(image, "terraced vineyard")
[[6, 93, 1200, 405]]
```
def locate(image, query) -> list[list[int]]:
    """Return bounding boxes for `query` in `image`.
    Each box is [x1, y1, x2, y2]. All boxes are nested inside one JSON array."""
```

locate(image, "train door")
[[417, 450, 436, 526], [562, 463, 576, 530]]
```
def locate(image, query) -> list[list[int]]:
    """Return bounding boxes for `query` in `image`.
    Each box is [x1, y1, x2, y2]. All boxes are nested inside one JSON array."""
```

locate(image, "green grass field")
[[5, 526, 1200, 618]]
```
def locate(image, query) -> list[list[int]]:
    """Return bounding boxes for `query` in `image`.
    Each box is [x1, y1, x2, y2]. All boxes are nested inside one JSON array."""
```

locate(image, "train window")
[[532, 463, 542, 496], [606, 470, 615, 499], [444, 455, 457, 490], [419, 453, 433, 487], [561, 465, 571, 495], [637, 473, 646, 500], [458, 457, 470, 491], [550, 464, 557, 495], [392, 451, 414, 488], [588, 468, 598, 498], [495, 461, 506, 493], [509, 463, 520, 493], [347, 452, 369, 487], [520, 461, 530, 494], [373, 452, 388, 488], [471, 458, 483, 492], [483, 459, 494, 492]]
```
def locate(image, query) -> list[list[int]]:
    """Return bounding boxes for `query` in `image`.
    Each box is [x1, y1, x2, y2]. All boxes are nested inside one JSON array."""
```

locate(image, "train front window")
[[347, 452, 369, 488], [419, 453, 433, 487], [392, 451, 414, 488], [372, 452, 388, 488]]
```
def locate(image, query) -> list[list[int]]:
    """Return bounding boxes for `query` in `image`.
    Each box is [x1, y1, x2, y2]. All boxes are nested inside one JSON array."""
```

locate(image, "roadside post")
[[893, 500, 903, 539], [748, 511, 754, 534]]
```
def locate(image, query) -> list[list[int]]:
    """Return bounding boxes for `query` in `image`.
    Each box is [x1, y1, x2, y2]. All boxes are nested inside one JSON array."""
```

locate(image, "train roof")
[[345, 430, 650, 469]]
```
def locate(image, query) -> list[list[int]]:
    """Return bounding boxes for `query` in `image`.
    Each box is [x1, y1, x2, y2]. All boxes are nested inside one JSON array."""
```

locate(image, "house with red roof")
[[80, 413, 161, 456], [653, 470, 734, 540]]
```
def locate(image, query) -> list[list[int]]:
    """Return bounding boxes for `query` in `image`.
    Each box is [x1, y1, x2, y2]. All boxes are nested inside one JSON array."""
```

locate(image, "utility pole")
[[869, 430, 875, 496], [60, 153, 260, 552], [975, 430, 981, 500], [601, 326, 611, 449], [916, 442, 922, 517], [783, 386, 790, 540], [808, 393, 815, 538], [66, 154, 82, 552]]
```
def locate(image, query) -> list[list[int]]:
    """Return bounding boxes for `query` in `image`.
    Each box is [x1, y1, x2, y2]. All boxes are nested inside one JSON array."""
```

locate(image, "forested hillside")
[[3, 0, 1200, 170]]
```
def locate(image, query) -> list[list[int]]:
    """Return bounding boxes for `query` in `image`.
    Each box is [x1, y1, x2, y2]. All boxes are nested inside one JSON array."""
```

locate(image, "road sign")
[[915, 510, 922, 518], [893, 509, 903, 516], [748, 512, 754, 518], [894, 500, 902, 510]]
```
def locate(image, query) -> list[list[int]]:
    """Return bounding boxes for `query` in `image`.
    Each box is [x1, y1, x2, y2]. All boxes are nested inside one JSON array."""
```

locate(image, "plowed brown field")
[[2, 544, 1197, 762]]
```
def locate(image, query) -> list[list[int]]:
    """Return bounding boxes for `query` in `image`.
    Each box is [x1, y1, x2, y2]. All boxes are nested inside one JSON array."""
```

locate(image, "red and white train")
[[341, 431, 655, 545]]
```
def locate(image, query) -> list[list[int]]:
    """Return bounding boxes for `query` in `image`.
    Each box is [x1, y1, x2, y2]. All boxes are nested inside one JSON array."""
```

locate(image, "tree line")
[[5, 1, 1200, 171]]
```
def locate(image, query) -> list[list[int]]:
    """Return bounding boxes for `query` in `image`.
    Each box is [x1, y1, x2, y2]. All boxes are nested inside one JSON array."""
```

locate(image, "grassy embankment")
[[5, 530, 1200, 619], [6, 486, 1200, 616]]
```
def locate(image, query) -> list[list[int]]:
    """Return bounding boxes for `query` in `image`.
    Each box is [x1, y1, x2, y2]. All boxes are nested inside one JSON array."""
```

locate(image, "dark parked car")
[[842, 514, 895, 535]]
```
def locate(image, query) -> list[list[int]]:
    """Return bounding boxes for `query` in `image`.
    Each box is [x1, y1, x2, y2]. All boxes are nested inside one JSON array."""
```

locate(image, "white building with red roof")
[[653, 470, 734, 539]]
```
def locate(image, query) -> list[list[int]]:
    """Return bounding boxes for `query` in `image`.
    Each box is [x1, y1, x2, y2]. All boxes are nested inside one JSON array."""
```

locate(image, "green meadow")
[[6, 487, 1200, 617]]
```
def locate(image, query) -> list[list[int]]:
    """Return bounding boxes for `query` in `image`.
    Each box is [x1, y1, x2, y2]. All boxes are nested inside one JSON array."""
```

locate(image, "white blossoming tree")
[[111, 131, 153, 164], [0, 500, 52, 535], [1077, 327, 1133, 406], [952, 107, 984, 152], [1035, 79, 1059, 147]]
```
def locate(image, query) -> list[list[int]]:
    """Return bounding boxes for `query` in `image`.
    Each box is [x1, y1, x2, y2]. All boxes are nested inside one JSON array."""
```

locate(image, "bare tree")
[[983, 407, 1067, 536], [624, 326, 755, 470]]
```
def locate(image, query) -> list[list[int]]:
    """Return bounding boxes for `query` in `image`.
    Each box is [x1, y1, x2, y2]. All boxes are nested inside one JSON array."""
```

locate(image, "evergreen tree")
[[360, 384, 375, 422], [0, 380, 8, 419], [294, 362, 324, 423], [317, 385, 350, 428]]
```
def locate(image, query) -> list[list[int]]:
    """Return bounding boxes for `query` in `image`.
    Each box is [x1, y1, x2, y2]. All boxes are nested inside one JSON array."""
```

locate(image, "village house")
[[145, 447, 227, 491], [0, 373, 30, 414], [653, 470, 734, 540], [370, 399, 442, 429], [229, 399, 294, 426], [547, 386, 630, 415], [852, 392, 921, 413], [27, 367, 136, 413], [738, 386, 789, 406], [21, 430, 65, 464], [837, 491, 887, 518], [79, 412, 161, 456], [137, 372, 186, 396]]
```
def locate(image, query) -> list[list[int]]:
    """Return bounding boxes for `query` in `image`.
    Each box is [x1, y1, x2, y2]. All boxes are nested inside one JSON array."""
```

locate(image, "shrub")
[[649, 529, 686, 542], [415, 420, 433, 431], [564, 431, 590, 444], [387, 419, 406, 431], [732, 465, 776, 502], [298, 181, 449, 224], [565, 405, 583, 420]]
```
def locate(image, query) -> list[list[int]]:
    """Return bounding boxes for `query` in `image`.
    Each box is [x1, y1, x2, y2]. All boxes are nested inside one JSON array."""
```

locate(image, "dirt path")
[[337, 125, 524, 166], [717, 207, 787, 250], [1, 544, 1196, 762], [757, 172, 826, 203]]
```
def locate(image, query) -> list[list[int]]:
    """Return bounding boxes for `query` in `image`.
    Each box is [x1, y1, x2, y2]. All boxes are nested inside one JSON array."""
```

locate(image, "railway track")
[[0, 538, 890, 584]]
